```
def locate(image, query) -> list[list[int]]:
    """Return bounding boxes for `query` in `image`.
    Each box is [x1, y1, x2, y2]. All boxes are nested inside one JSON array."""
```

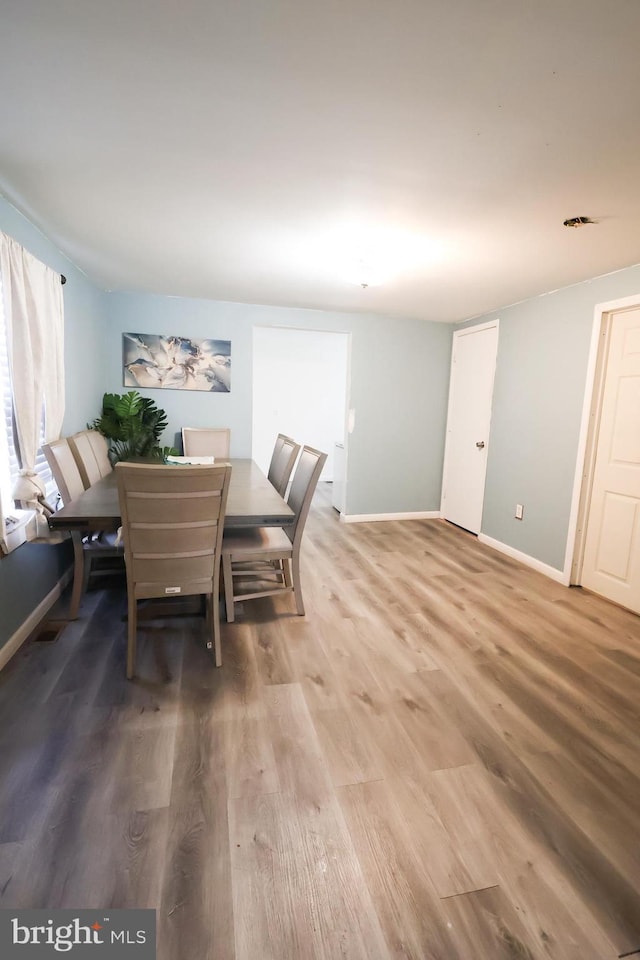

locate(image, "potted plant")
[[89, 391, 177, 463]]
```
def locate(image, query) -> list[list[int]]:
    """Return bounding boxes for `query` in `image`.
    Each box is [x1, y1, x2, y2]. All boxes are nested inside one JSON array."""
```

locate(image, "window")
[[0, 272, 56, 512]]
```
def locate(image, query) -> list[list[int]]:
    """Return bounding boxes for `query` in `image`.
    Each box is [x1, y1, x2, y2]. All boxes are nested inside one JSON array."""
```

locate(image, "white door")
[[442, 322, 499, 534], [581, 307, 640, 613]]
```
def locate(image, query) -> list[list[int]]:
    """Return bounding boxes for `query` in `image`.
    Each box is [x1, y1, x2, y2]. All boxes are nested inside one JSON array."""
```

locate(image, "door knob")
[[475, 441, 485, 448]]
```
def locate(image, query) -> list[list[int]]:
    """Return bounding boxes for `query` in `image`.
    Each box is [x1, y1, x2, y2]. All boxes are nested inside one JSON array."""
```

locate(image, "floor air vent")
[[33, 620, 67, 643]]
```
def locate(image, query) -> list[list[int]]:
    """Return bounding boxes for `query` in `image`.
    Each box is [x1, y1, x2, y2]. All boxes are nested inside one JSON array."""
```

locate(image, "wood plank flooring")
[[0, 483, 639, 959]]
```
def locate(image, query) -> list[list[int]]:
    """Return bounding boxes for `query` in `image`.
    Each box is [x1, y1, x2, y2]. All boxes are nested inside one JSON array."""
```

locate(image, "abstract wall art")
[[123, 333, 231, 392]]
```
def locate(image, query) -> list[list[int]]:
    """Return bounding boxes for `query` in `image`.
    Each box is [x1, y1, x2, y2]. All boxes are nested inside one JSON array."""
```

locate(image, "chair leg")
[[222, 553, 235, 623], [126, 593, 137, 680], [291, 554, 305, 615]]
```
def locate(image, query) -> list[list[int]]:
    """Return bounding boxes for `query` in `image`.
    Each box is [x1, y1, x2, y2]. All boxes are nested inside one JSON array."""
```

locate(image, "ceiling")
[[2, 0, 640, 324]]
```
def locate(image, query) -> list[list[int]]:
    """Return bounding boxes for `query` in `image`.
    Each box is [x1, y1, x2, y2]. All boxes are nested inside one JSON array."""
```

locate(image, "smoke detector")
[[563, 216, 597, 228]]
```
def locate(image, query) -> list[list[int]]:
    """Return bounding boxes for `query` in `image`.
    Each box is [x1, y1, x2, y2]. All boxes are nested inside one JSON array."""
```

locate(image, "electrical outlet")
[[515, 504, 524, 520]]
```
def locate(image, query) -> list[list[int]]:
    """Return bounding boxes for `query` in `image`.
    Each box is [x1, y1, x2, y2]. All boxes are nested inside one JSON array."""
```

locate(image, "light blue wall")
[[461, 265, 640, 571], [13, 188, 640, 647], [105, 293, 453, 515], [0, 197, 108, 649], [0, 205, 451, 651]]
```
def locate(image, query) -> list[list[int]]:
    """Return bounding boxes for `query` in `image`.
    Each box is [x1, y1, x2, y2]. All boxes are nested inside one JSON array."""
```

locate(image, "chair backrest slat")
[[43, 438, 86, 505], [68, 431, 102, 487], [68, 429, 112, 488], [268, 433, 289, 473], [182, 427, 231, 459], [86, 431, 112, 477], [287, 445, 327, 546], [267, 434, 301, 497]]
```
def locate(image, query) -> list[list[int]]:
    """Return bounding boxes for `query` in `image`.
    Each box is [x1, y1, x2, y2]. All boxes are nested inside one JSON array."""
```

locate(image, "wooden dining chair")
[[267, 434, 301, 497], [182, 426, 231, 459], [222, 445, 326, 623], [68, 430, 111, 488], [115, 461, 232, 678], [43, 438, 123, 619]]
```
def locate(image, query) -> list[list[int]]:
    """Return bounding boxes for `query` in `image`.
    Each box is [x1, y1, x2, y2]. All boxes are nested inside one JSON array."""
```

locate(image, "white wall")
[[252, 327, 349, 481]]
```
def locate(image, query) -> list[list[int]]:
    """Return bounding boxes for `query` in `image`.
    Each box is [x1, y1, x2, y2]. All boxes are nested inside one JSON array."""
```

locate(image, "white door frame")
[[440, 318, 499, 529], [565, 293, 640, 584]]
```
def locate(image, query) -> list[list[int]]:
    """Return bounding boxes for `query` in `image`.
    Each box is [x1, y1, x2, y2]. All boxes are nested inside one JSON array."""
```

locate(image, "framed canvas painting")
[[123, 333, 231, 392]]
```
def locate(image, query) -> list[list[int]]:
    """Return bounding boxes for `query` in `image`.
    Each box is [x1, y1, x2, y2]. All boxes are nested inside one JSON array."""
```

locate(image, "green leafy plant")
[[89, 391, 177, 463]]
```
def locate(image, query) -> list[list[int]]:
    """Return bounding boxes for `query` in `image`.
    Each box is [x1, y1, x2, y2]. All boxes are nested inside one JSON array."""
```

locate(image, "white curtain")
[[0, 232, 65, 543]]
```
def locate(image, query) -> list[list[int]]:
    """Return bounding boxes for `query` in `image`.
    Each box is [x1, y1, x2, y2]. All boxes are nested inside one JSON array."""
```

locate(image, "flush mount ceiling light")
[[327, 224, 445, 289], [346, 252, 389, 289], [563, 216, 597, 228]]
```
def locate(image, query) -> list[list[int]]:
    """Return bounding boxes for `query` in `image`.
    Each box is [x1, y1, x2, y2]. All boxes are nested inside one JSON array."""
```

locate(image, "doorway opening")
[[252, 326, 350, 508]]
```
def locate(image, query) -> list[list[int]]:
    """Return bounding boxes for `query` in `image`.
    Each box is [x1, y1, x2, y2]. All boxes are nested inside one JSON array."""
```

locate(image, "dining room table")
[[48, 458, 294, 617]]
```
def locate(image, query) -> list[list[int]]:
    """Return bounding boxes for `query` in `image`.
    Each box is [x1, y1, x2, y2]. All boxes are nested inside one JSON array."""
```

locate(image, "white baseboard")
[[478, 533, 568, 584], [0, 569, 72, 672], [341, 510, 441, 523]]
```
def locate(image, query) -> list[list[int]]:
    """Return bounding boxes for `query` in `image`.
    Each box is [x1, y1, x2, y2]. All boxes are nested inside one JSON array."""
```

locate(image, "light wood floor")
[[0, 483, 639, 959]]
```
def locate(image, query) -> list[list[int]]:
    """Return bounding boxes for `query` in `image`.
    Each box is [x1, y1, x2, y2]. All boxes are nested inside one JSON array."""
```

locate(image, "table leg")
[[68, 531, 86, 620]]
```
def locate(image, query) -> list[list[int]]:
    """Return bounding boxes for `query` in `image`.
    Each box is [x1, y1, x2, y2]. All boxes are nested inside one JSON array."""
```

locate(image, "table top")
[[49, 458, 294, 531]]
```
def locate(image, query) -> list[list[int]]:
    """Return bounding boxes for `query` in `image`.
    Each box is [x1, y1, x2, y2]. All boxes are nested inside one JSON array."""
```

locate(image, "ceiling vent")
[[563, 216, 597, 228]]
